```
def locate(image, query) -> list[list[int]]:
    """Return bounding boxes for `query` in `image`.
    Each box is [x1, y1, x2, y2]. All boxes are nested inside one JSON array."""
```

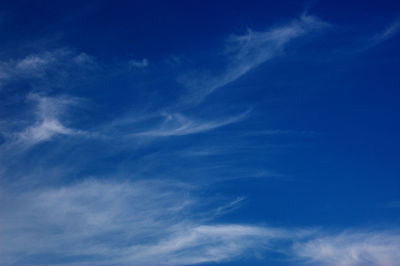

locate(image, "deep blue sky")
[[1, 1, 400, 265]]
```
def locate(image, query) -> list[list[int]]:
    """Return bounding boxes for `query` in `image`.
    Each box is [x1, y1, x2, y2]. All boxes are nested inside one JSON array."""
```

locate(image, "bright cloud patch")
[[0, 49, 95, 87], [16, 94, 84, 146], [2, 179, 400, 265], [0, 179, 285, 265], [293, 231, 400, 266]]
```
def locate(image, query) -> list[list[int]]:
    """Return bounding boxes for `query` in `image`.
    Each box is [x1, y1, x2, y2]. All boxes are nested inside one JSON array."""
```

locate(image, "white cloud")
[[129, 58, 149, 68], [0, 51, 59, 83], [17, 94, 84, 146], [73, 52, 95, 65], [179, 14, 328, 105], [0, 49, 96, 88], [128, 224, 284, 265], [15, 53, 55, 73], [2, 178, 400, 266], [292, 231, 400, 266], [0, 179, 287, 265], [133, 109, 251, 137], [20, 119, 76, 142]]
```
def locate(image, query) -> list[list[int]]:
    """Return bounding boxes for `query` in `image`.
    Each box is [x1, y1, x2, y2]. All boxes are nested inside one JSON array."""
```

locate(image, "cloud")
[[292, 231, 400, 266], [16, 94, 85, 146], [15, 52, 56, 73], [370, 19, 400, 46], [2, 13, 399, 266], [2, 178, 400, 266], [179, 14, 328, 105], [133, 109, 251, 137], [73, 52, 96, 65], [0, 49, 96, 88], [129, 58, 149, 68], [355, 19, 400, 52], [0, 179, 287, 265], [128, 224, 285, 265], [211, 196, 245, 217]]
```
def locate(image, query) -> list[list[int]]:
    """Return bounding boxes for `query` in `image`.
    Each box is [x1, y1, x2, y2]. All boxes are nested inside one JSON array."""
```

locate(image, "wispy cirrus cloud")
[[3, 178, 399, 266], [179, 14, 328, 105], [15, 94, 86, 147], [369, 19, 400, 47], [132, 109, 251, 137], [292, 231, 400, 266], [0, 178, 286, 265], [354, 18, 400, 52], [128, 224, 286, 265], [0, 49, 95, 89]]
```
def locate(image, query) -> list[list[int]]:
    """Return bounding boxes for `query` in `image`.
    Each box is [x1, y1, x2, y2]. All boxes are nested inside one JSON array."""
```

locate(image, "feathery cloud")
[[2, 178, 400, 265], [355, 18, 400, 52], [132, 109, 251, 137], [16, 94, 84, 146], [179, 14, 328, 105], [370, 19, 400, 46], [0, 49, 95, 89], [292, 231, 400, 266], [0, 179, 286, 265]]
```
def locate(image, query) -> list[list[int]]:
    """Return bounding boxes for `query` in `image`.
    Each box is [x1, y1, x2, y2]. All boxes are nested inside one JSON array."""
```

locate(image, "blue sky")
[[1, 1, 400, 265]]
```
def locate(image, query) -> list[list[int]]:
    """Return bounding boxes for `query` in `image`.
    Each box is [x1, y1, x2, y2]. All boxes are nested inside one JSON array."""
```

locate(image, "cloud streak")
[[3, 178, 399, 266], [0, 179, 285, 265], [179, 14, 328, 105], [354, 18, 400, 52], [292, 231, 400, 266], [370, 19, 400, 46], [132, 109, 251, 137], [0, 49, 95, 87], [16, 94, 85, 147], [129, 224, 287, 265]]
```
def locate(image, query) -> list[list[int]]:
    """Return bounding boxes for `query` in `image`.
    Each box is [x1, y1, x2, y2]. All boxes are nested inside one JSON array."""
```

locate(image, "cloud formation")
[[293, 231, 400, 266], [0, 179, 284, 265], [2, 178, 399, 266], [129, 58, 149, 68], [179, 14, 328, 104], [1, 10, 398, 266], [354, 18, 400, 52], [133, 109, 251, 137], [16, 94, 84, 146], [0, 49, 95, 89]]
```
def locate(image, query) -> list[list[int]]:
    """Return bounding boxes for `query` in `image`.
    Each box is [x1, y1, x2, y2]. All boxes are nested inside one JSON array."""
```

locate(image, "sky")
[[0, 0, 400, 265]]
